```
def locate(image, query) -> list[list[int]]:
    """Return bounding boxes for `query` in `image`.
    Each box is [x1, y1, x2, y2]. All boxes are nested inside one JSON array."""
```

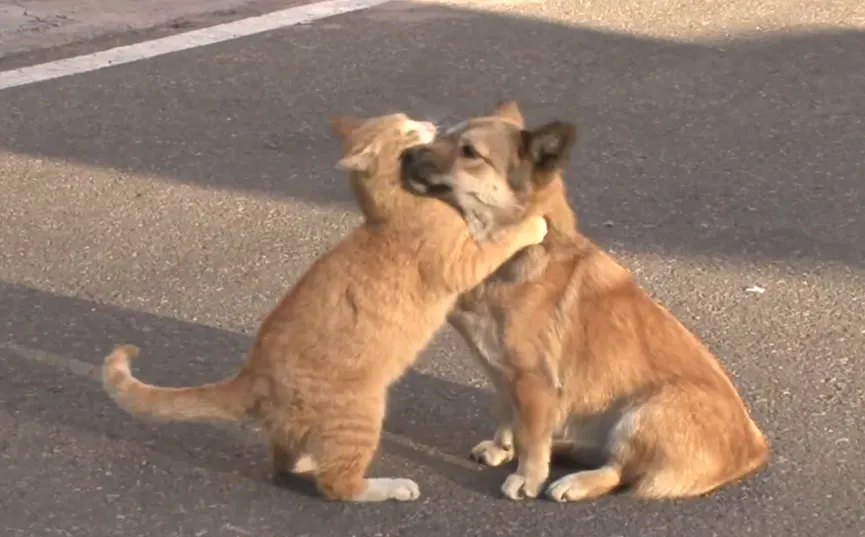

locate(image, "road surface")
[[1, 1, 863, 536]]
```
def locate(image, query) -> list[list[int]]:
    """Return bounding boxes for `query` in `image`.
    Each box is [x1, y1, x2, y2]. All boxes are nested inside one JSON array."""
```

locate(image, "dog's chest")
[[450, 250, 549, 373], [449, 308, 508, 372]]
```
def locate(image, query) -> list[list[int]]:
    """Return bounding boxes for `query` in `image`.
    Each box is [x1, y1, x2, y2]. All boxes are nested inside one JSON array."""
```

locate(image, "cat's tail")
[[102, 344, 259, 423]]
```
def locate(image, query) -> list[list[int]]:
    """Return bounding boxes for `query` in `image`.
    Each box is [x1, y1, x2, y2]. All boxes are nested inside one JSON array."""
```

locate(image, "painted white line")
[[3, 342, 101, 381], [0, 0, 389, 91], [1, 342, 262, 440]]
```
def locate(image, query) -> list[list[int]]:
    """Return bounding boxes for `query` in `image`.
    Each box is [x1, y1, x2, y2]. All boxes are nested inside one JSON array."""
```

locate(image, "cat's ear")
[[330, 115, 365, 140], [332, 115, 377, 171], [336, 145, 376, 171]]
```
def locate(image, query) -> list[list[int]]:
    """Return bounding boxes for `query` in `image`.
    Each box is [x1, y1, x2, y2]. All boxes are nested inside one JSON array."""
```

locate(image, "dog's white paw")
[[501, 473, 542, 501], [545, 474, 589, 502], [354, 478, 421, 502], [470, 440, 515, 467]]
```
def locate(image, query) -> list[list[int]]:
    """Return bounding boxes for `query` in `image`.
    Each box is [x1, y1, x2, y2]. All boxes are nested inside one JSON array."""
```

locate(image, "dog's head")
[[400, 101, 576, 239]]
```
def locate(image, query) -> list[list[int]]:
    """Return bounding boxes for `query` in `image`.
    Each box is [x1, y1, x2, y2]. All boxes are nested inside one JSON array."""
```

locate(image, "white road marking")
[[1, 341, 262, 441], [0, 0, 389, 91], [1, 340, 473, 464]]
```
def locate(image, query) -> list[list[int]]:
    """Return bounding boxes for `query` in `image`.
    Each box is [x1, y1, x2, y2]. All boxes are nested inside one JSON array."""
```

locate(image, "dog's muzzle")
[[399, 143, 456, 197]]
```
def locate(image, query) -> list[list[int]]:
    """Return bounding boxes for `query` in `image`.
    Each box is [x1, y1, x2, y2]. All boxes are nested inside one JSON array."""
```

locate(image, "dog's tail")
[[102, 344, 258, 423]]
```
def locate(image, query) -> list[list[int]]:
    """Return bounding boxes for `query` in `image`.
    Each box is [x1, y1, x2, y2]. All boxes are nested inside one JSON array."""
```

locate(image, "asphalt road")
[[1, 1, 864, 536]]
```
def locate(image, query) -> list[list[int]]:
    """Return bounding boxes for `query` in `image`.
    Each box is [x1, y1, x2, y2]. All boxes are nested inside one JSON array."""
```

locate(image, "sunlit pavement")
[[1, 1, 863, 536]]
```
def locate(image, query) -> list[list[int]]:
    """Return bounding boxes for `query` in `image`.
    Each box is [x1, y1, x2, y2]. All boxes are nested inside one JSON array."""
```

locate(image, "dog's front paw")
[[470, 440, 515, 467], [546, 474, 590, 502], [501, 472, 543, 501]]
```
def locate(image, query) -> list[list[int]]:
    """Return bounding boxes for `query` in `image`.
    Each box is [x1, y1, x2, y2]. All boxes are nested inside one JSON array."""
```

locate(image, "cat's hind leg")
[[310, 398, 420, 502]]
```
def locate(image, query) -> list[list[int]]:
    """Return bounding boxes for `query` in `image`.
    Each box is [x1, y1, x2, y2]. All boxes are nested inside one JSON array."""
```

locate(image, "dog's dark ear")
[[520, 121, 577, 172], [330, 115, 365, 140], [492, 100, 525, 127]]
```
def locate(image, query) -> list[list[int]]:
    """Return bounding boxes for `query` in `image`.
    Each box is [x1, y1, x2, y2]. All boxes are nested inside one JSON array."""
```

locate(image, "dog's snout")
[[400, 140, 458, 196], [400, 145, 434, 193], [400, 145, 426, 170]]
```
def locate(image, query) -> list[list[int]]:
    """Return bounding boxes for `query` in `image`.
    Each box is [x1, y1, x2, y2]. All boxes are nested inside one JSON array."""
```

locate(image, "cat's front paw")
[[521, 216, 548, 246]]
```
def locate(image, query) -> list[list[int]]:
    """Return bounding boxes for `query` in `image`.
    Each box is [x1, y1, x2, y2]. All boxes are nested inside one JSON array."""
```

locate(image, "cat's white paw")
[[523, 216, 548, 245], [354, 478, 421, 502]]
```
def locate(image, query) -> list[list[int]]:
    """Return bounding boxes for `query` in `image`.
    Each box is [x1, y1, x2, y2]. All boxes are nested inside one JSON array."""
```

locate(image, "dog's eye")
[[460, 143, 480, 159]]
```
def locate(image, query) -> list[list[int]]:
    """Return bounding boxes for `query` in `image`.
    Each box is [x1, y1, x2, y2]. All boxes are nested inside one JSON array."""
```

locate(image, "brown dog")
[[400, 101, 769, 502], [101, 112, 548, 502]]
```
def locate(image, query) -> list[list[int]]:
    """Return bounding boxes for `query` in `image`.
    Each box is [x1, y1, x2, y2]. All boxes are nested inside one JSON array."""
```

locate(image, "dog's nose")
[[400, 145, 434, 193], [400, 146, 427, 171]]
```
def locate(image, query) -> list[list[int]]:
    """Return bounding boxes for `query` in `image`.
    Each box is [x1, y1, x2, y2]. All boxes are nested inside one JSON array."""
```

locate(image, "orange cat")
[[101, 113, 547, 502]]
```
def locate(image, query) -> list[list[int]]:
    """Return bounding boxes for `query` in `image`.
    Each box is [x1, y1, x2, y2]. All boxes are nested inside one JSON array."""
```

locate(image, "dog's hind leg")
[[546, 464, 623, 502]]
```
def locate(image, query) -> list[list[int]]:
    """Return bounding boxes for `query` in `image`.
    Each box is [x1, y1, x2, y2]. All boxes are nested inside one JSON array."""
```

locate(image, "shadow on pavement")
[[0, 3, 862, 269], [0, 281, 791, 537], [1, 6, 861, 535], [0, 281, 515, 496]]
